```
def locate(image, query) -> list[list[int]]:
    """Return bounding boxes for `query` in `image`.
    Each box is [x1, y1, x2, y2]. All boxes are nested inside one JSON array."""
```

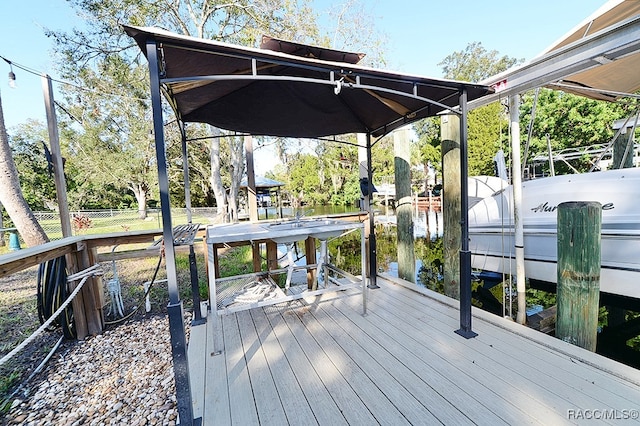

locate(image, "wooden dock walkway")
[[187, 275, 640, 425]]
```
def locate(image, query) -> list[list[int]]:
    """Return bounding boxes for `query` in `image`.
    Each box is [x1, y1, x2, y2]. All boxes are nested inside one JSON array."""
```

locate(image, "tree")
[[46, 0, 389, 219], [0, 92, 49, 246], [55, 54, 158, 218], [429, 42, 522, 176], [438, 42, 521, 83], [9, 121, 57, 210], [49, 0, 327, 221], [287, 153, 323, 206], [519, 88, 634, 174]]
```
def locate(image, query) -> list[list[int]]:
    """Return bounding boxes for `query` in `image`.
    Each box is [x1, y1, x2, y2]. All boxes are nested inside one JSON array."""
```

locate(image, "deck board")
[[236, 310, 289, 425], [361, 282, 612, 423], [249, 307, 318, 425], [317, 299, 476, 425], [294, 302, 415, 425], [203, 308, 230, 425], [324, 293, 528, 425], [264, 305, 350, 425], [193, 276, 640, 425], [278, 305, 379, 425], [187, 319, 206, 420], [378, 275, 640, 411], [223, 314, 260, 425]]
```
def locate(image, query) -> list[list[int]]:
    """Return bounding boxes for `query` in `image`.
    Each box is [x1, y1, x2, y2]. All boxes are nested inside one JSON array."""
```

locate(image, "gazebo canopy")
[[239, 176, 284, 189], [124, 25, 493, 138], [124, 25, 494, 423]]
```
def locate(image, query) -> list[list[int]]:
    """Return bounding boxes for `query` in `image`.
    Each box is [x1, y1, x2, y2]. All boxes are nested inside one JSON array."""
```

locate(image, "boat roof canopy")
[[541, 0, 640, 101], [124, 25, 493, 138]]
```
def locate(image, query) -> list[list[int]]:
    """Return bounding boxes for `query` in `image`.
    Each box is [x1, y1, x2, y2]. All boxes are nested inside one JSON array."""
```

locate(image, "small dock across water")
[[187, 275, 640, 425]]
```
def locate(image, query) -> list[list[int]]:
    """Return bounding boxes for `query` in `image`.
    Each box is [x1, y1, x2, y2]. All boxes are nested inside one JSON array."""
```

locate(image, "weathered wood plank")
[[0, 237, 83, 278], [197, 277, 640, 425], [294, 303, 413, 425], [316, 300, 480, 425], [393, 283, 640, 409], [368, 279, 637, 421], [341, 288, 551, 424], [187, 320, 207, 420], [335, 292, 521, 424], [380, 274, 640, 388], [83, 229, 161, 249]]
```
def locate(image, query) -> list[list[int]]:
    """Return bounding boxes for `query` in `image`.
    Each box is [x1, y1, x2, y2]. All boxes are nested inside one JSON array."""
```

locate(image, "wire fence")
[[30, 207, 222, 241]]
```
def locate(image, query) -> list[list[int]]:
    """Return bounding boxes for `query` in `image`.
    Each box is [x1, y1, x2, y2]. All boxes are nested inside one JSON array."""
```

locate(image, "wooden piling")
[[304, 237, 317, 290], [252, 242, 262, 272], [266, 240, 278, 271], [441, 114, 460, 300], [394, 128, 415, 283], [556, 201, 602, 352]]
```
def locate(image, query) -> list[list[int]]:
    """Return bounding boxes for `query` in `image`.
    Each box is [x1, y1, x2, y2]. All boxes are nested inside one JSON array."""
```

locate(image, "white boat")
[[468, 167, 640, 299]]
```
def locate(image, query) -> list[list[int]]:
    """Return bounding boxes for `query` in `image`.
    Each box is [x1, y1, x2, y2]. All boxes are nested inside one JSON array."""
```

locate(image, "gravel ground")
[[2, 315, 181, 426]]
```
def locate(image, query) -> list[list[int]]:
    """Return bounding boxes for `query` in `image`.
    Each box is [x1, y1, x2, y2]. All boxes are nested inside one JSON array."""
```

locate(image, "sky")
[[0, 0, 607, 172]]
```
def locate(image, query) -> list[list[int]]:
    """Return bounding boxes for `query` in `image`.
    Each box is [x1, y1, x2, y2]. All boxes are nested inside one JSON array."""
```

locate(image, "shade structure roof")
[[540, 0, 640, 101], [124, 25, 493, 138], [239, 176, 284, 189]]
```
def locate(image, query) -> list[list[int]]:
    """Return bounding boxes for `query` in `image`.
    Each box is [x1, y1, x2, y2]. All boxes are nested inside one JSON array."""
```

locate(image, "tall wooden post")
[[394, 127, 415, 283], [441, 114, 460, 300], [556, 201, 602, 352], [42, 74, 72, 238]]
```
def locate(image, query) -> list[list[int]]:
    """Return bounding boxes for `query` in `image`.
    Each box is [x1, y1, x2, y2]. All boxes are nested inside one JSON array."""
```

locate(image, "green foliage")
[[520, 88, 637, 174], [215, 245, 260, 279], [438, 41, 523, 82], [287, 153, 324, 204], [371, 135, 395, 182], [468, 103, 509, 175], [416, 237, 444, 292], [9, 122, 57, 210]]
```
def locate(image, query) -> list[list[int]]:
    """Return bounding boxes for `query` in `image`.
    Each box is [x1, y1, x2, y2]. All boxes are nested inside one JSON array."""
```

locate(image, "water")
[[256, 204, 361, 220]]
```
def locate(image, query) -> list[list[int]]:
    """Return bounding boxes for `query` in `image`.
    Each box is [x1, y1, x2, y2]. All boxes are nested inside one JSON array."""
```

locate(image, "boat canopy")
[[541, 0, 640, 101], [123, 25, 493, 138]]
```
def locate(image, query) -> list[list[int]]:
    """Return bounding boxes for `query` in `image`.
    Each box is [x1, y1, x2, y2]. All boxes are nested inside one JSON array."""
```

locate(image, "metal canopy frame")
[[470, 14, 640, 108], [127, 25, 493, 424]]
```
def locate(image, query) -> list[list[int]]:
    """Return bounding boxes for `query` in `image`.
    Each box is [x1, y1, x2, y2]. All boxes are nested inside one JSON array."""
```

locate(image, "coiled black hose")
[[36, 256, 76, 339]]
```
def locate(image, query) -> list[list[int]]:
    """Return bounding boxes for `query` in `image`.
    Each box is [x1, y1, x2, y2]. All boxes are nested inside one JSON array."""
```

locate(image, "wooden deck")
[[187, 275, 640, 425]]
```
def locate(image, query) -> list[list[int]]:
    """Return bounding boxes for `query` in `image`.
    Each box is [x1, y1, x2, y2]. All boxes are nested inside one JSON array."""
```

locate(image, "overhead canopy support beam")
[[470, 14, 640, 109]]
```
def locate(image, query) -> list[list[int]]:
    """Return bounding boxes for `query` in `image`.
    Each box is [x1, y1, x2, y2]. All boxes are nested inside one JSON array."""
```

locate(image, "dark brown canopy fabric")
[[124, 25, 493, 138], [259, 35, 366, 64]]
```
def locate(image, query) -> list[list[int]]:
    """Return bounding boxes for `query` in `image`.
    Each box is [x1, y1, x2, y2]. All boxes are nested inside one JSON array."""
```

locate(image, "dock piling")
[[556, 201, 602, 352]]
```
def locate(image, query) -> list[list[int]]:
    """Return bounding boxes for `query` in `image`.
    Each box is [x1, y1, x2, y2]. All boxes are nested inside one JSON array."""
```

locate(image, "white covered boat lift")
[[467, 0, 640, 323]]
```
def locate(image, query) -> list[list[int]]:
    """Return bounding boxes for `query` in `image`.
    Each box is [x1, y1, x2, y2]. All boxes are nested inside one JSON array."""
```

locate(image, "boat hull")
[[468, 168, 640, 299]]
